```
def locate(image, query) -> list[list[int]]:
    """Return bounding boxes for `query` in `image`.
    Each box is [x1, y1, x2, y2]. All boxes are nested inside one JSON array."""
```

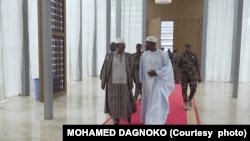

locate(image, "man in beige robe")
[[101, 38, 140, 125]]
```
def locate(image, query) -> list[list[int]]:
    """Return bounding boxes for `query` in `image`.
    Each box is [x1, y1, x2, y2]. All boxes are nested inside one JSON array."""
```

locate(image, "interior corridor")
[[0, 77, 250, 140]]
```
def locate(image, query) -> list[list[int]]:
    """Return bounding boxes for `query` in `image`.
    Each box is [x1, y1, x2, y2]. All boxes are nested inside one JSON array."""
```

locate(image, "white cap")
[[116, 37, 125, 44], [146, 36, 157, 43]]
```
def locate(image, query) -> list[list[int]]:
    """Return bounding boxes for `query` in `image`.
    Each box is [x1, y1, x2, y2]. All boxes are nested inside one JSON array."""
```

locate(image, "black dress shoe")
[[128, 117, 131, 123], [113, 118, 120, 125]]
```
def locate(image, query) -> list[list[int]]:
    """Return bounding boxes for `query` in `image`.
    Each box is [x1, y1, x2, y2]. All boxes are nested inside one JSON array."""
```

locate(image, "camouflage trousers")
[[181, 75, 197, 102]]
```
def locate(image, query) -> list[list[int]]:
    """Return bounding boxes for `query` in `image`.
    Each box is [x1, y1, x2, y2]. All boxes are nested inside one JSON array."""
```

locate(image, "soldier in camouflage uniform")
[[132, 43, 143, 101], [177, 44, 201, 110]]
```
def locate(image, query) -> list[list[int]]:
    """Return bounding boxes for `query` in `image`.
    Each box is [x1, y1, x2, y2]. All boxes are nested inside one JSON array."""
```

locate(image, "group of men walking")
[[100, 36, 201, 125]]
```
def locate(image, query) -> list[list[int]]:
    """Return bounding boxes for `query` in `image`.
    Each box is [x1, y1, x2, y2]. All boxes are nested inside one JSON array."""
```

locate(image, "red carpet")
[[103, 84, 189, 125]]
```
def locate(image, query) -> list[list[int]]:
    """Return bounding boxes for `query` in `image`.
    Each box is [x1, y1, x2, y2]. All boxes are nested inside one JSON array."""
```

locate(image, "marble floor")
[[0, 77, 250, 140]]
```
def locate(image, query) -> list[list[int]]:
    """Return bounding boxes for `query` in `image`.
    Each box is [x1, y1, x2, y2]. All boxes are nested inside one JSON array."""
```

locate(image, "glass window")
[[161, 21, 174, 52]]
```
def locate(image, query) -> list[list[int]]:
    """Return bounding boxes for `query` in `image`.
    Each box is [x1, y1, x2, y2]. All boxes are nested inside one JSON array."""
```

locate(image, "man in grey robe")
[[101, 38, 140, 125], [139, 36, 174, 125]]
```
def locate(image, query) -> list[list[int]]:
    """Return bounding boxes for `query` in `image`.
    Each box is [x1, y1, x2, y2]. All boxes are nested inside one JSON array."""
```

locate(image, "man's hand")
[[147, 70, 157, 77], [101, 83, 105, 90], [197, 77, 201, 83]]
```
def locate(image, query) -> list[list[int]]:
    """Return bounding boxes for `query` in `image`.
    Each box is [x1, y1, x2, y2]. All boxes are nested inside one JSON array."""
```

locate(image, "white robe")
[[139, 49, 174, 124]]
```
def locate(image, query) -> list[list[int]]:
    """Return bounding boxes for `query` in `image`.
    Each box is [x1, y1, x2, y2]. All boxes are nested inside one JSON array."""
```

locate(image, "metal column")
[[232, 0, 243, 98], [116, 0, 121, 38], [22, 0, 30, 96], [41, 0, 53, 119], [201, 0, 208, 81], [79, 0, 83, 80], [142, 0, 147, 51]]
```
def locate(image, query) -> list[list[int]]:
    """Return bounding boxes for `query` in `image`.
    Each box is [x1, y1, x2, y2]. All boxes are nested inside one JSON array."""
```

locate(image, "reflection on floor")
[[0, 77, 250, 140], [195, 81, 250, 124]]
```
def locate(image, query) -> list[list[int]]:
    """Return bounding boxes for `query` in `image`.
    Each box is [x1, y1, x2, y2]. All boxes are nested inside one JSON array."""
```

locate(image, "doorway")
[[161, 21, 174, 53]]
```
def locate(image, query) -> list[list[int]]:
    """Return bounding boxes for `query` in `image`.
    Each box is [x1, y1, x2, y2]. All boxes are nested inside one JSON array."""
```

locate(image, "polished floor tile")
[[0, 77, 250, 140], [195, 82, 250, 124]]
